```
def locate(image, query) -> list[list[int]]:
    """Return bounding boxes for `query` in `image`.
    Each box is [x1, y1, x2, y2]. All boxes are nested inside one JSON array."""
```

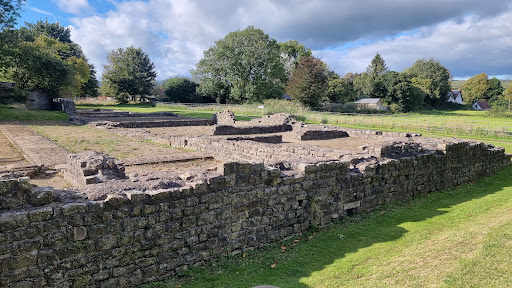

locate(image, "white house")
[[354, 98, 388, 111], [447, 90, 464, 104], [472, 100, 491, 111]]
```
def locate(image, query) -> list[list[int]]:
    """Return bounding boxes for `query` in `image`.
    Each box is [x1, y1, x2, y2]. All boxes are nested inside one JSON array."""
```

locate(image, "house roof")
[[355, 98, 381, 104], [475, 100, 491, 109]]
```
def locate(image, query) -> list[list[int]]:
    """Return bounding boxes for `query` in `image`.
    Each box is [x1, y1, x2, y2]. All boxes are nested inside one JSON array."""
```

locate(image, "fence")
[[156, 102, 512, 138]]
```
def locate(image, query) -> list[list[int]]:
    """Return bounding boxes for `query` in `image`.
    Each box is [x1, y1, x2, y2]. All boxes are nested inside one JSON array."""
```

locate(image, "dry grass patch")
[[27, 122, 190, 160]]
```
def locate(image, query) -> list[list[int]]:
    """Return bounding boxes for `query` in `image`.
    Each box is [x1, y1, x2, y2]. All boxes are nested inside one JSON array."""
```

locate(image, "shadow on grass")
[[159, 165, 512, 288]]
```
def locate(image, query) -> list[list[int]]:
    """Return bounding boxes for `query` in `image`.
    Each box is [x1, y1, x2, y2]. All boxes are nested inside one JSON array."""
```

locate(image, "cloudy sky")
[[19, 0, 512, 80]]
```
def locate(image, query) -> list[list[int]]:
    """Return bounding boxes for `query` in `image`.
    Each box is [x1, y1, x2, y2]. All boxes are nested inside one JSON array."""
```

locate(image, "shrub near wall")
[[0, 142, 510, 287]]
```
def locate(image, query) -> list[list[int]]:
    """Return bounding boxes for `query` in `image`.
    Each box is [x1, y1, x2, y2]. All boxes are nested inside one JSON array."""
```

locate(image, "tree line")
[[2, 2, 510, 112]]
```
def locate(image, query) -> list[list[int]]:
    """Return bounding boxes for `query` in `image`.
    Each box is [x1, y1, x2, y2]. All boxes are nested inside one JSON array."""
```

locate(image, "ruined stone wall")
[[166, 135, 349, 163], [1, 142, 509, 287], [53, 98, 76, 115], [25, 90, 52, 110]]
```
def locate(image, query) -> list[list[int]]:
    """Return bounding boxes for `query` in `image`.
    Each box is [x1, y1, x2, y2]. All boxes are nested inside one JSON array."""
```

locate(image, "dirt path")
[[0, 129, 27, 167], [0, 123, 71, 168]]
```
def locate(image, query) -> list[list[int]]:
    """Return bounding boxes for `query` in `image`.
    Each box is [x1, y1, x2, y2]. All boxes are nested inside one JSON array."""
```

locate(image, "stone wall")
[[25, 90, 52, 110], [64, 152, 126, 188], [212, 124, 292, 135], [53, 98, 76, 115], [1, 142, 509, 287]]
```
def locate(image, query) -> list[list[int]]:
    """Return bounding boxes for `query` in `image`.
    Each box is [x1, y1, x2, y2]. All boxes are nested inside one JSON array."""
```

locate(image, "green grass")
[[0, 105, 69, 121], [152, 165, 512, 288], [76, 103, 255, 121]]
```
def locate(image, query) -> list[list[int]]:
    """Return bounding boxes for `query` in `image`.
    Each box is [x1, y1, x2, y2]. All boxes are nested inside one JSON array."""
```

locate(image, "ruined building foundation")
[[0, 110, 510, 287]]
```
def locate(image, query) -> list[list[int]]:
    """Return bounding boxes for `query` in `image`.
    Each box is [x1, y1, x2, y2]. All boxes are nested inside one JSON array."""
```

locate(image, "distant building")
[[447, 90, 463, 104], [472, 100, 491, 111], [354, 98, 388, 111]]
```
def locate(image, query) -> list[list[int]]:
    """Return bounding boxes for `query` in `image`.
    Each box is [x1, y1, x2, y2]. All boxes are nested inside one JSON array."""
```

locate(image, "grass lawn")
[[76, 103, 255, 121], [28, 122, 189, 160], [0, 105, 69, 121], [153, 165, 512, 288]]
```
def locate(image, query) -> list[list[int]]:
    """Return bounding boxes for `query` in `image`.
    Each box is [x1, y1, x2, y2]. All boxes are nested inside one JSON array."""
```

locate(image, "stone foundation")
[[0, 140, 510, 287], [64, 151, 126, 188]]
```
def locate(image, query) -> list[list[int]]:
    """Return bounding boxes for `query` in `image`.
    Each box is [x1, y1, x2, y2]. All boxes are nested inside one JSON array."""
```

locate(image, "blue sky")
[[17, 0, 512, 80]]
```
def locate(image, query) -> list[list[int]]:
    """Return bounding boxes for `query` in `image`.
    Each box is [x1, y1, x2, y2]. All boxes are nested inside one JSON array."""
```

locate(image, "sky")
[[18, 0, 512, 81]]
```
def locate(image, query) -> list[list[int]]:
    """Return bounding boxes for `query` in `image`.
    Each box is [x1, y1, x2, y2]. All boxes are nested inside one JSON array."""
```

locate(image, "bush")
[[262, 99, 309, 115], [486, 107, 512, 118], [0, 87, 28, 104]]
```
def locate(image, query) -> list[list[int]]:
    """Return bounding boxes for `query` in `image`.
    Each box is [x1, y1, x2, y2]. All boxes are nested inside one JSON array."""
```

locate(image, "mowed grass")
[[153, 165, 512, 288], [28, 122, 188, 160], [76, 103, 255, 121], [0, 104, 69, 121]]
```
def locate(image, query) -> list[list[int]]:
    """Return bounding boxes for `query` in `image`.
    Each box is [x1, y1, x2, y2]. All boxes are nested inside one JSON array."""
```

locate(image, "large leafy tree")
[[383, 71, 424, 112], [326, 78, 355, 103], [285, 56, 328, 107], [163, 76, 199, 103], [405, 58, 451, 108], [0, 0, 25, 30], [460, 73, 490, 103], [101, 46, 157, 103], [2, 20, 98, 98], [279, 40, 312, 78], [193, 26, 286, 104], [487, 77, 504, 99]]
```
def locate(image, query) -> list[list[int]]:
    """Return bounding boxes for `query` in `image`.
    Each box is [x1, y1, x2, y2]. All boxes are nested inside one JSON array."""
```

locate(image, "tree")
[[1, 0, 25, 30], [383, 72, 424, 112], [353, 73, 372, 97], [366, 53, 388, 78], [2, 21, 98, 98], [193, 26, 286, 104], [503, 85, 512, 110], [487, 77, 504, 99], [279, 40, 312, 78], [101, 46, 157, 103], [460, 73, 490, 103], [12, 39, 71, 97], [163, 76, 199, 103], [285, 56, 328, 107], [405, 58, 451, 108], [326, 78, 355, 103]]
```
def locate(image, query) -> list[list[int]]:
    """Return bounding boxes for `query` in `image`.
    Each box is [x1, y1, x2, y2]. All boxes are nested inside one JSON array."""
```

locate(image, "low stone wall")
[[0, 178, 52, 211], [53, 98, 76, 115], [295, 129, 349, 140], [225, 135, 283, 144], [90, 119, 213, 129], [0, 142, 509, 287], [25, 89, 52, 110], [64, 152, 126, 188], [212, 124, 292, 135], [167, 135, 348, 163]]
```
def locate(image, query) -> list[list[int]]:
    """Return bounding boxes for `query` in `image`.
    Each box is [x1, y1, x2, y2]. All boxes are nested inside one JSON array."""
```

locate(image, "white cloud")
[[29, 7, 54, 16], [54, 0, 90, 15], [67, 0, 512, 80], [316, 10, 512, 78]]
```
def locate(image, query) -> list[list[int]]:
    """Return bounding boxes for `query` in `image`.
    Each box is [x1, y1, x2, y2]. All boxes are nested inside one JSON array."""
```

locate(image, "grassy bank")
[[0, 105, 69, 121], [151, 165, 512, 288]]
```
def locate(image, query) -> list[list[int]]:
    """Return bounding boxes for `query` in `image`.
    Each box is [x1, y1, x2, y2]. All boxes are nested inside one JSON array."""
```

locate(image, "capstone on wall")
[[0, 141, 510, 287]]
